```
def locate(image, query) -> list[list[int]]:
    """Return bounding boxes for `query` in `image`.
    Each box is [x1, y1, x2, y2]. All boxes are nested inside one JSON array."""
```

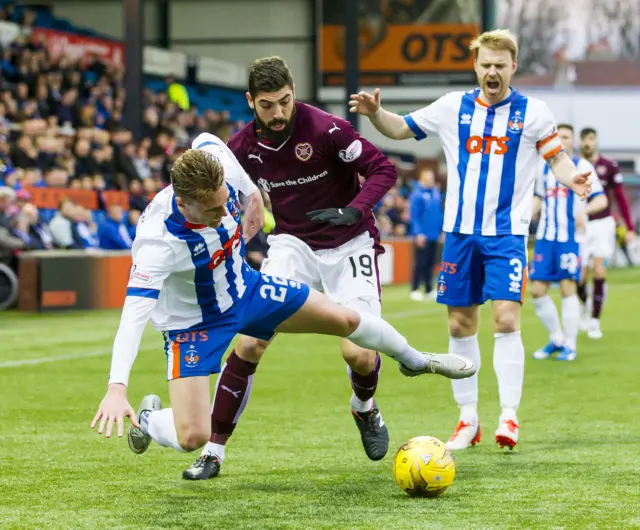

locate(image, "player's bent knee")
[[177, 426, 211, 452], [560, 280, 577, 297], [342, 309, 361, 336], [593, 263, 607, 279], [235, 336, 270, 363], [324, 307, 361, 338], [530, 281, 548, 299], [448, 309, 478, 338], [341, 340, 376, 373], [493, 312, 519, 334]]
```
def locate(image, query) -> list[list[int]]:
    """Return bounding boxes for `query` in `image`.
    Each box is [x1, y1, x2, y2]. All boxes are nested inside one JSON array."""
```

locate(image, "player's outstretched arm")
[[349, 88, 414, 140], [585, 193, 608, 216], [546, 151, 592, 200], [91, 296, 157, 438], [91, 238, 173, 439], [242, 189, 265, 243]]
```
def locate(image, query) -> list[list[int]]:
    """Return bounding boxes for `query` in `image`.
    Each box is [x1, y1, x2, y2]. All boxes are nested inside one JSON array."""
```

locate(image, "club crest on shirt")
[[295, 143, 313, 162], [507, 111, 523, 133], [227, 196, 241, 221], [597, 165, 607, 176]]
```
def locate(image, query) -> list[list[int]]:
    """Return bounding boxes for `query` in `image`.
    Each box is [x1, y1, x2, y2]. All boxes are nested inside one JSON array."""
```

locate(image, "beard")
[[255, 105, 296, 145]]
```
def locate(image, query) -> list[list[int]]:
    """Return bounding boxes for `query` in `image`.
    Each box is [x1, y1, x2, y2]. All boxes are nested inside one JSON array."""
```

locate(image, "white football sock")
[[493, 331, 525, 412], [145, 408, 186, 452], [346, 312, 428, 371], [201, 441, 226, 461], [561, 295, 580, 351], [533, 295, 563, 346], [449, 334, 481, 423], [500, 407, 518, 422], [350, 395, 374, 413]]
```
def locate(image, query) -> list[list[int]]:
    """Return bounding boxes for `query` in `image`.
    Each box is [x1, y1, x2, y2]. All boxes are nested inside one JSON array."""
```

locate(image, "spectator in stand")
[[72, 206, 100, 250], [409, 168, 444, 302], [0, 187, 26, 266], [0, 25, 258, 266], [98, 204, 132, 250], [127, 209, 141, 241], [128, 179, 150, 212], [20, 202, 54, 250], [49, 197, 78, 249]]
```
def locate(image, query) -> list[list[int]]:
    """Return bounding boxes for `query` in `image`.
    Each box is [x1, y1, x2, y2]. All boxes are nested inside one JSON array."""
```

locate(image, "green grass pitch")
[[1, 268, 639, 529]]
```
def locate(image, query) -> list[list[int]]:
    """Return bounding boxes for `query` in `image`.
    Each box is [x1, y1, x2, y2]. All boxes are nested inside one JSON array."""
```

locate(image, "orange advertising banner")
[[318, 0, 479, 87], [24, 187, 129, 211]]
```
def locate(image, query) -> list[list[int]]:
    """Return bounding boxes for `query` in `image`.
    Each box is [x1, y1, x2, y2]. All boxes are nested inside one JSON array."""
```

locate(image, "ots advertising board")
[[318, 0, 480, 87]]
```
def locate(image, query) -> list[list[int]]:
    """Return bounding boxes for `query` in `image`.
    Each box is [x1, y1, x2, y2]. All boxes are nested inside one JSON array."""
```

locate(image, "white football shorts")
[[261, 231, 381, 316]]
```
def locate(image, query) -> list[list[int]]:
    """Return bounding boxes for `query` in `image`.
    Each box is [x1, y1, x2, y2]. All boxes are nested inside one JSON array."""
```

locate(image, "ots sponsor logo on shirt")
[[338, 140, 363, 163], [466, 136, 510, 155], [256, 171, 329, 193], [130, 265, 152, 285], [545, 187, 570, 199], [209, 224, 242, 270]]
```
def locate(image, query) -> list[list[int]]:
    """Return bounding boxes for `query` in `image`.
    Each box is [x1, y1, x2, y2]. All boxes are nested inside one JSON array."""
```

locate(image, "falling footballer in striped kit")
[[91, 133, 477, 476]]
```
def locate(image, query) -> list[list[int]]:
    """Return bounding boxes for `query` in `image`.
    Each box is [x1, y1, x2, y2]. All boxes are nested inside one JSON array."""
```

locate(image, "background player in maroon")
[[578, 127, 636, 339], [183, 56, 420, 480]]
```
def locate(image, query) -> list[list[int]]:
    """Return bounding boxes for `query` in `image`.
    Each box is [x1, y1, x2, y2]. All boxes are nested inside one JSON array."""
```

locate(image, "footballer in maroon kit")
[[183, 56, 399, 480], [578, 127, 636, 339]]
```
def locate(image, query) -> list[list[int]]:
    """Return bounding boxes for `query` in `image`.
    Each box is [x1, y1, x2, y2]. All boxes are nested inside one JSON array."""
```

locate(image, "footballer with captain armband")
[[90, 134, 476, 470], [529, 124, 608, 362], [349, 29, 592, 451]]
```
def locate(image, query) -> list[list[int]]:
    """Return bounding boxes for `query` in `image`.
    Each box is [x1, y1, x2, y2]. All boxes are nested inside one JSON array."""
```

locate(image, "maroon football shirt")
[[228, 102, 397, 251], [588, 155, 634, 229]]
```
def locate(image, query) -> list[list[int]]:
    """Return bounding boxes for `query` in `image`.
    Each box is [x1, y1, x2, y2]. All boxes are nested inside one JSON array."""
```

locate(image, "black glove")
[[306, 207, 362, 226]]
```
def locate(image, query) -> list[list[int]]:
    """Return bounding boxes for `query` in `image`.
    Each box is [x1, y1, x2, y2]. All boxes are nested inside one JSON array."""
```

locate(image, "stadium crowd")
[[0, 26, 431, 274], [0, 27, 259, 268]]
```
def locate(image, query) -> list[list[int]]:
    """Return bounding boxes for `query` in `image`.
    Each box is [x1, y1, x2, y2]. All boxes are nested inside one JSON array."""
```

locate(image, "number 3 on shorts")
[[508, 258, 524, 293]]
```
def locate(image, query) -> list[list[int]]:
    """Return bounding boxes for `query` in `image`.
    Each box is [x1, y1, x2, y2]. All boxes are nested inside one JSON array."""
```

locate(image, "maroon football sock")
[[349, 353, 381, 403], [210, 351, 258, 444], [592, 278, 606, 319], [577, 283, 588, 305]]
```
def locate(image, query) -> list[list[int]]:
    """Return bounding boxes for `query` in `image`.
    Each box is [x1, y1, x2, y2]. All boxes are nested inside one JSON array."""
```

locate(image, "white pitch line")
[[0, 349, 111, 369], [0, 307, 439, 369]]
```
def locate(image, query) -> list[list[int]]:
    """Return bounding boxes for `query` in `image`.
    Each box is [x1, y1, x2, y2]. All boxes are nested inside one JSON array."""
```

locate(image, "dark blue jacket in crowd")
[[409, 184, 444, 241], [97, 218, 133, 250], [72, 222, 100, 249]]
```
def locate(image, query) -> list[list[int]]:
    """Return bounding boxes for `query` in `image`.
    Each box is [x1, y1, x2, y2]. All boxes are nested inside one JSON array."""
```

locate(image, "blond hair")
[[171, 149, 224, 202], [469, 29, 518, 62]]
